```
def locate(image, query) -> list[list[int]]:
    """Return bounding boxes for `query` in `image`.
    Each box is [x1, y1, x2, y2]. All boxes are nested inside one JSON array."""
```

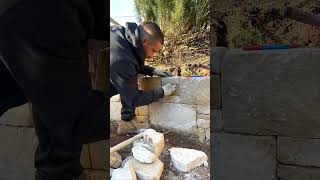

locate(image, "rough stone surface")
[[111, 165, 137, 180], [110, 101, 122, 121], [197, 114, 210, 120], [110, 151, 122, 168], [169, 147, 208, 172], [0, 126, 38, 180], [211, 47, 228, 74], [222, 49, 320, 137], [149, 102, 196, 132], [136, 115, 149, 123], [110, 95, 120, 102], [277, 137, 320, 167], [89, 140, 107, 170], [81, 144, 91, 169], [212, 109, 223, 131], [0, 103, 33, 127], [137, 105, 149, 116], [196, 105, 210, 115], [213, 133, 277, 180], [139, 77, 162, 91], [211, 75, 221, 109], [159, 96, 181, 103], [179, 77, 210, 105], [125, 158, 164, 180], [142, 129, 165, 157], [132, 145, 158, 163], [197, 119, 210, 128], [278, 164, 320, 180], [205, 128, 210, 140]]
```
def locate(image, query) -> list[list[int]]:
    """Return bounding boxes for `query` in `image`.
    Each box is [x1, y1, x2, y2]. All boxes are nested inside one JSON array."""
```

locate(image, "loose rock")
[[132, 145, 158, 163]]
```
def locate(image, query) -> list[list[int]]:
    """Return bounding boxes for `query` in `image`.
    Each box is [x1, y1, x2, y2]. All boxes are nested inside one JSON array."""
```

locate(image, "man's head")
[[139, 22, 164, 59]]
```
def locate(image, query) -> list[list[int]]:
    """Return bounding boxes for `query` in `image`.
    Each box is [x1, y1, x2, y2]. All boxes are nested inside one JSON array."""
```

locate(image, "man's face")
[[142, 38, 162, 59]]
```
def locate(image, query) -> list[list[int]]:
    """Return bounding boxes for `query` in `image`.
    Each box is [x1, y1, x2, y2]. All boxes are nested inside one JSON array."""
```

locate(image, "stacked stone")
[[111, 129, 165, 180], [213, 47, 320, 180]]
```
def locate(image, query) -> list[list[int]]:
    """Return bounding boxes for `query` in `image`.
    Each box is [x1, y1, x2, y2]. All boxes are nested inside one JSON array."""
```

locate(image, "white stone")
[[132, 145, 158, 163], [125, 158, 164, 180], [0, 103, 33, 126], [110, 102, 122, 121], [110, 152, 122, 168], [169, 147, 208, 172], [110, 94, 121, 102], [149, 102, 197, 132], [205, 128, 210, 140], [196, 105, 210, 115], [179, 77, 210, 105], [111, 164, 137, 180], [110, 168, 114, 178], [197, 119, 210, 128], [142, 129, 165, 157]]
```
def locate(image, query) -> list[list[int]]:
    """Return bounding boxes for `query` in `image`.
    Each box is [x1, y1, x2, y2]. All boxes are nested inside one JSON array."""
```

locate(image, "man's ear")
[[142, 37, 148, 47]]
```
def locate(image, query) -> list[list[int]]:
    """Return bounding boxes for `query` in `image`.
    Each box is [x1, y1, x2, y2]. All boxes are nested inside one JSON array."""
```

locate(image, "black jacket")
[[110, 22, 164, 121]]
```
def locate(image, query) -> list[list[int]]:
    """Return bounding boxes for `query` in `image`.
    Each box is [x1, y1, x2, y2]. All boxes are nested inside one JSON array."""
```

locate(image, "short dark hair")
[[139, 22, 164, 44]]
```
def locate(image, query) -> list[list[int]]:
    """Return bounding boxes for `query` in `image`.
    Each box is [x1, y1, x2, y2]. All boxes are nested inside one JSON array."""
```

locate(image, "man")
[[0, 0, 107, 180], [110, 22, 177, 134], [282, 6, 320, 26]]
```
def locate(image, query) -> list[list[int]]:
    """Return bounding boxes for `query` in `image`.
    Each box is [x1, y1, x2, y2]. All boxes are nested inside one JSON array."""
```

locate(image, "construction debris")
[[132, 145, 158, 163], [125, 158, 164, 180], [169, 147, 208, 172], [110, 151, 122, 168], [111, 164, 137, 180], [141, 129, 165, 157]]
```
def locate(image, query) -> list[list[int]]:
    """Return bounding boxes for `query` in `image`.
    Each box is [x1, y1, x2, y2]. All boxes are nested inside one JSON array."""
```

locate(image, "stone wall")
[[0, 103, 107, 180], [212, 47, 320, 180], [110, 76, 211, 142]]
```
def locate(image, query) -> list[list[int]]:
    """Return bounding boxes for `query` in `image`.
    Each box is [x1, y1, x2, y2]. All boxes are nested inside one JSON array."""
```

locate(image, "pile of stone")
[[110, 129, 208, 179]]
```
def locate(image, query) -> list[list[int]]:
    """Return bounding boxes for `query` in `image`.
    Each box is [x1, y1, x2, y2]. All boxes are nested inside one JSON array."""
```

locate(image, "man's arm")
[[111, 61, 164, 108], [139, 65, 155, 76], [286, 7, 320, 26]]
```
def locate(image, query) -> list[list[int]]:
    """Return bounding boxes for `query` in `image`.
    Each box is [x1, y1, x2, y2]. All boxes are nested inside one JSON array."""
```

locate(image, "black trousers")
[[0, 0, 107, 179]]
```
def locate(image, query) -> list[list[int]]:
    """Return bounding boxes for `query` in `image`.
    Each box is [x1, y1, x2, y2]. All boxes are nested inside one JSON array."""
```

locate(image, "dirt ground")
[[110, 122, 210, 180]]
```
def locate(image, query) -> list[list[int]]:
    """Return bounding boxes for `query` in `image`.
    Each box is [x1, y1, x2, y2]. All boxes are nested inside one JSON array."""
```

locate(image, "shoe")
[[116, 117, 150, 135]]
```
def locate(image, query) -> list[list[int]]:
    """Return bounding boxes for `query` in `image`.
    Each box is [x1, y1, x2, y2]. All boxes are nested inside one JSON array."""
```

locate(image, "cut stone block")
[[110, 151, 122, 168], [142, 129, 165, 157], [111, 164, 137, 180], [277, 137, 320, 167], [179, 77, 210, 105], [197, 119, 210, 128], [278, 164, 320, 180], [125, 158, 164, 180], [0, 126, 38, 180], [80, 144, 91, 169], [139, 77, 162, 91], [150, 102, 196, 132], [211, 47, 228, 74], [213, 133, 277, 180], [222, 49, 320, 137], [211, 75, 221, 109], [110, 101, 122, 121], [196, 105, 210, 115], [0, 103, 33, 127], [197, 114, 210, 120], [212, 109, 223, 131], [89, 140, 107, 170], [110, 94, 120, 102], [137, 105, 149, 116], [132, 145, 158, 163], [169, 147, 208, 172], [136, 116, 149, 123]]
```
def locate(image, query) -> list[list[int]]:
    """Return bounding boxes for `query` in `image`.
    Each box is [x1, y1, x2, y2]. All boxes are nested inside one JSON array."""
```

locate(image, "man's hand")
[[162, 84, 177, 96], [153, 68, 173, 77]]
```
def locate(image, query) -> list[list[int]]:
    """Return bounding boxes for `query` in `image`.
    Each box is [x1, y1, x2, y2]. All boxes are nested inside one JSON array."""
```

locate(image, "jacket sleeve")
[[289, 8, 320, 26], [110, 60, 164, 108], [139, 65, 155, 76]]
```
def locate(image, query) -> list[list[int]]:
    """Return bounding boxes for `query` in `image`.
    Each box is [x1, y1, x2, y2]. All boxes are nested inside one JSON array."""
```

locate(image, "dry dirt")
[[110, 122, 210, 180]]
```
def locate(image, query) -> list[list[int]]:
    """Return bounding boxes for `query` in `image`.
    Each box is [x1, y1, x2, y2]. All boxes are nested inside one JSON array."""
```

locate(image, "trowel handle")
[[110, 133, 143, 153]]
